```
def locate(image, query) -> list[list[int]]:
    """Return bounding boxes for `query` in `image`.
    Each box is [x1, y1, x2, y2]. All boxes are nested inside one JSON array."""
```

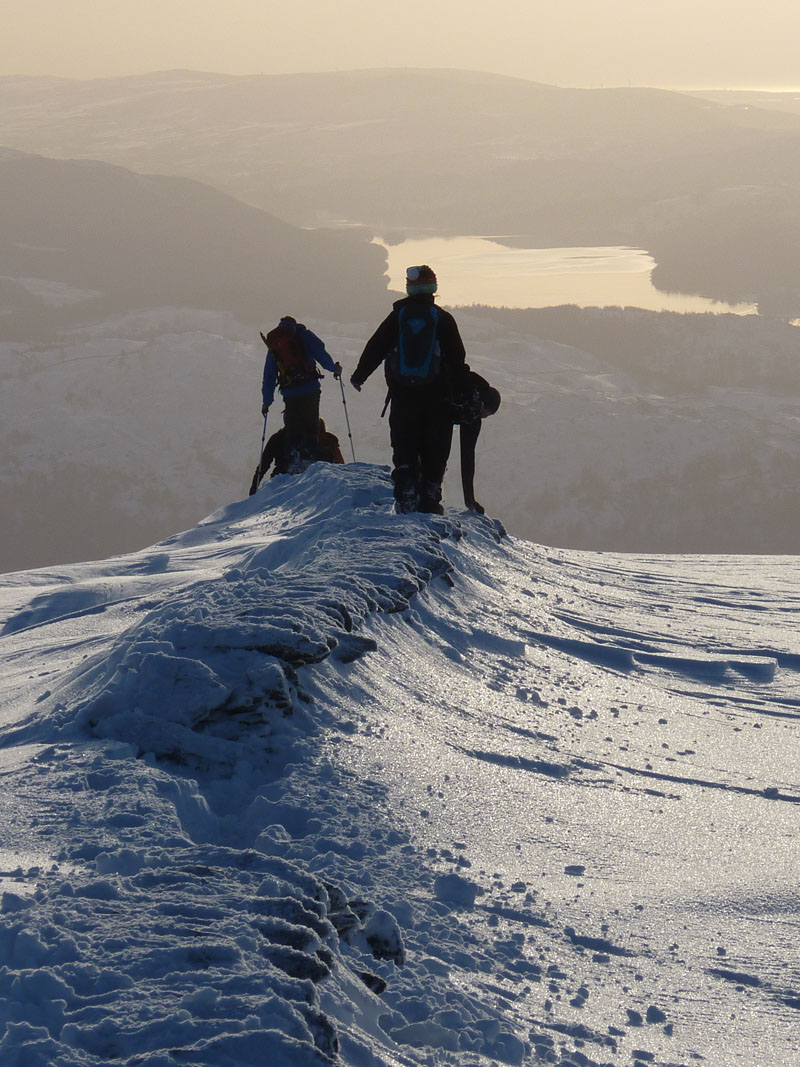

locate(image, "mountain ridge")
[[4, 66, 800, 312], [0, 461, 798, 1066], [0, 147, 387, 331]]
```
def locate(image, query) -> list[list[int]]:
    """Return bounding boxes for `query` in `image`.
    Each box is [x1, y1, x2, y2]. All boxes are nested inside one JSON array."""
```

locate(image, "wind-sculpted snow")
[[43, 465, 460, 771], [0, 462, 799, 1067], [0, 464, 519, 1066]]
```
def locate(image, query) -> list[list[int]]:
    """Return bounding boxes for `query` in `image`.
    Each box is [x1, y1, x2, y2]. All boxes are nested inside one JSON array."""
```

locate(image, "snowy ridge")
[[0, 464, 514, 1067], [1, 463, 799, 1066], [11, 463, 458, 766]]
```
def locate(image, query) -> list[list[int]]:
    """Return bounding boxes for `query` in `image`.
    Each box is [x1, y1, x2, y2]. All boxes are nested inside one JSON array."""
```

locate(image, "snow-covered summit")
[[0, 462, 799, 1066]]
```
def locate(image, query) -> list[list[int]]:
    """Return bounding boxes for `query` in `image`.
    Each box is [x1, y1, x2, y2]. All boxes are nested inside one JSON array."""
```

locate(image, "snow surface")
[[0, 461, 799, 1066]]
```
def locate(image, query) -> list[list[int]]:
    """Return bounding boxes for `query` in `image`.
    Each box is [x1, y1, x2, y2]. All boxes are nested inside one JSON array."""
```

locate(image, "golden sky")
[[3, 0, 800, 89]]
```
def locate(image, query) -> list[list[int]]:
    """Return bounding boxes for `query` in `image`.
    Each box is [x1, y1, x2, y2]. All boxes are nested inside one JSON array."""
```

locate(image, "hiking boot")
[[392, 465, 419, 513], [419, 481, 443, 514], [418, 497, 444, 515]]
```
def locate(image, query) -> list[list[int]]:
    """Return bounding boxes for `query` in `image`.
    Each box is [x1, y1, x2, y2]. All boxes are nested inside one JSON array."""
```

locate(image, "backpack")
[[386, 304, 441, 388], [265, 327, 320, 389], [448, 385, 483, 425]]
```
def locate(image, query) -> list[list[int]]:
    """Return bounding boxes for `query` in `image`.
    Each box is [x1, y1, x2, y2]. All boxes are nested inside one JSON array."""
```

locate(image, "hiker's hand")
[[350, 377, 362, 392], [333, 362, 343, 380], [261, 403, 269, 415]]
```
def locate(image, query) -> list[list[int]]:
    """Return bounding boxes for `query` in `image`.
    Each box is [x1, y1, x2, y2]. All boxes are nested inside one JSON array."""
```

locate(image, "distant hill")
[[0, 147, 387, 336], [2, 68, 799, 228], [685, 89, 800, 117], [3, 68, 800, 314]]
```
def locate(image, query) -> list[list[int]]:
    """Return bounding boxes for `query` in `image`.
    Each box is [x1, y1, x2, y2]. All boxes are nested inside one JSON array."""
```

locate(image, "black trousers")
[[388, 389, 454, 512], [282, 390, 320, 469]]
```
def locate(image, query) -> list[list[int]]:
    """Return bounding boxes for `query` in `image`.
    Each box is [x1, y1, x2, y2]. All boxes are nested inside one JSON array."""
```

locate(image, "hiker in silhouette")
[[249, 419, 344, 494], [350, 265, 468, 514], [316, 418, 345, 464], [450, 371, 501, 514], [261, 316, 341, 471]]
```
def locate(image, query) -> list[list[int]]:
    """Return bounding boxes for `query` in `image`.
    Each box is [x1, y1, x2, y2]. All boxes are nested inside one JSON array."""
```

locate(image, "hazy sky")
[[4, 0, 800, 90]]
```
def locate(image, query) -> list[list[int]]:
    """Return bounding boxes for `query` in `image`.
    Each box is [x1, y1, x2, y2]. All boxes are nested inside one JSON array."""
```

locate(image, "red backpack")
[[263, 325, 320, 388]]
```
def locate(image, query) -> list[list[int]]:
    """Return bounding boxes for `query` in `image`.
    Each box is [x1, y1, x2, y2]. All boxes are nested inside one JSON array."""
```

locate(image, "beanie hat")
[[406, 265, 438, 296]]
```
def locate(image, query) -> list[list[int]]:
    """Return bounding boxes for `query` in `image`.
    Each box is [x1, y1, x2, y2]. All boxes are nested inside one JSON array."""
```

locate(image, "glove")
[[333, 362, 343, 380], [350, 377, 362, 392], [261, 403, 269, 416]]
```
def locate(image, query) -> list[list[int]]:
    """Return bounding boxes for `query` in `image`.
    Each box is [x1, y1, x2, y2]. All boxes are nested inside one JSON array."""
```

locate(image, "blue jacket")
[[261, 324, 337, 409]]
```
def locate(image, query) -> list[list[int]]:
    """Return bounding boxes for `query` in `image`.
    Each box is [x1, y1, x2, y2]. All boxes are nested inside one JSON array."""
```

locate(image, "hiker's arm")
[[302, 328, 339, 375], [260, 431, 280, 474], [351, 313, 395, 387], [441, 312, 468, 376]]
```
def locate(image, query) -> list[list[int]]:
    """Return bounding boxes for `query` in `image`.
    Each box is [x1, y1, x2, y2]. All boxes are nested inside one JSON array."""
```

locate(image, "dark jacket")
[[351, 294, 468, 395]]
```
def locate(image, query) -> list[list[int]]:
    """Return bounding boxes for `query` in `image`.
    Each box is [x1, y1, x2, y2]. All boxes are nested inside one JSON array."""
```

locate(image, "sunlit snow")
[[0, 462, 798, 1066]]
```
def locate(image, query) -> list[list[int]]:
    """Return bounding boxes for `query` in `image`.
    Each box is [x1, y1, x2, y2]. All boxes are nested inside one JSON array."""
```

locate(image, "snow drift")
[[0, 462, 799, 1067]]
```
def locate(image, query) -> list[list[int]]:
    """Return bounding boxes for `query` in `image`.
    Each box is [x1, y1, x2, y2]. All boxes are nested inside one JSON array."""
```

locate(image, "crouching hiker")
[[350, 265, 468, 514], [260, 316, 342, 472], [250, 419, 344, 494], [316, 418, 345, 464]]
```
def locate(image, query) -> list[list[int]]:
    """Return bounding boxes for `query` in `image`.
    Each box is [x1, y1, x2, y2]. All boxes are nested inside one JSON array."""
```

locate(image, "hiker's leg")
[[389, 395, 422, 511], [418, 404, 454, 513], [297, 391, 321, 460], [459, 419, 481, 509], [283, 393, 320, 471]]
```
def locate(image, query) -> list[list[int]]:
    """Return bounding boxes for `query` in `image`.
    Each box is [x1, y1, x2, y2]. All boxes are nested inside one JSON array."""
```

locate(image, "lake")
[[377, 236, 757, 316]]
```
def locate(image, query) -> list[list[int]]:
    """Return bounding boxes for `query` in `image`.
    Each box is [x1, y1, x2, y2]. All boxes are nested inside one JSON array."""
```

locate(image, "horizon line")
[[2, 66, 800, 96]]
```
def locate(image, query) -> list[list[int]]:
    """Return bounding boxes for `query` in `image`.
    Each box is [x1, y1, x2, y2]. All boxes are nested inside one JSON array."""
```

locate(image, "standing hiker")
[[261, 316, 342, 472], [350, 265, 468, 514], [450, 371, 501, 514]]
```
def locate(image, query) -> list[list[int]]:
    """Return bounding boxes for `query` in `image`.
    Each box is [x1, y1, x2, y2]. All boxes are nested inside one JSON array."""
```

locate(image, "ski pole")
[[339, 376, 356, 462], [249, 412, 268, 496]]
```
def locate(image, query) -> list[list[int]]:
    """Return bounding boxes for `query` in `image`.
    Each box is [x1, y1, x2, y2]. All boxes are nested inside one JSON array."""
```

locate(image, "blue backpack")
[[387, 305, 441, 388]]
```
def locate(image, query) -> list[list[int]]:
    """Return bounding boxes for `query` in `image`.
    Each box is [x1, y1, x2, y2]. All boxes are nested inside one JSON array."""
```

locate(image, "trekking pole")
[[339, 376, 356, 462], [249, 412, 268, 496]]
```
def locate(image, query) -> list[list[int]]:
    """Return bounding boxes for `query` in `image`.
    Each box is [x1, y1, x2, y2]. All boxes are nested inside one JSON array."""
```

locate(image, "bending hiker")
[[249, 427, 291, 492], [261, 316, 342, 471], [450, 371, 501, 514], [317, 418, 345, 464], [250, 419, 344, 495], [350, 265, 468, 514]]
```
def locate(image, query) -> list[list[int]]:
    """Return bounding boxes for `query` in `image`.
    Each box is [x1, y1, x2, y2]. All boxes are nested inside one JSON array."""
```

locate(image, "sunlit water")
[[377, 235, 758, 315]]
